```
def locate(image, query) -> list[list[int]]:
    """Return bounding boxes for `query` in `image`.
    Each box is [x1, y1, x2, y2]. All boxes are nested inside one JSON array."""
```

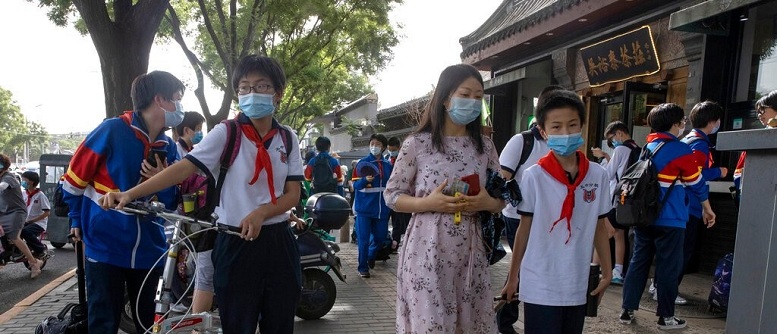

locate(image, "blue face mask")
[[369, 146, 382, 157], [711, 122, 720, 134], [547, 133, 584, 156], [611, 140, 623, 147], [448, 97, 482, 125], [21, 181, 28, 189], [192, 131, 203, 144], [239, 93, 275, 119], [164, 100, 185, 127]]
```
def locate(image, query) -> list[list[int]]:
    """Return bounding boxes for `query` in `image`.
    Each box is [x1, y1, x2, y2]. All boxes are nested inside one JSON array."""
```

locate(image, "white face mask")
[[369, 146, 382, 156]]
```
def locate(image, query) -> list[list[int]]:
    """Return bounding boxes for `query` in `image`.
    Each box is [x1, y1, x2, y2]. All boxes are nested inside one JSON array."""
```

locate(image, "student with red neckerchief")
[[500, 89, 612, 334]]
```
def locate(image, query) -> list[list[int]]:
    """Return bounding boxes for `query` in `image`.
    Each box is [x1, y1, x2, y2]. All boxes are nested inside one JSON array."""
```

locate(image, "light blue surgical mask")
[[711, 122, 720, 134], [611, 140, 623, 147], [164, 100, 185, 127], [547, 133, 584, 156], [21, 181, 28, 189], [388, 150, 398, 157], [447, 97, 482, 125], [239, 93, 275, 119], [192, 131, 204, 144], [369, 146, 382, 157]]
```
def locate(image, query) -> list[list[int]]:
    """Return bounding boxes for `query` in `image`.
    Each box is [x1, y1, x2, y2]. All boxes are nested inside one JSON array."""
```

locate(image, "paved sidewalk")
[[0, 225, 727, 333]]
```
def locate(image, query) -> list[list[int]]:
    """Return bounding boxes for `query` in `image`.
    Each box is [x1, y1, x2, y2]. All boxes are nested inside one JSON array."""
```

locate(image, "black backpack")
[[311, 156, 338, 193], [616, 139, 642, 182], [614, 141, 678, 228], [53, 181, 70, 217]]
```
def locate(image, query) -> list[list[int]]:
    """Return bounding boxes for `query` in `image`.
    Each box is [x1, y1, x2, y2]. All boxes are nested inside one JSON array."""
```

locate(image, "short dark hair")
[[232, 55, 287, 93], [539, 85, 566, 98], [647, 103, 685, 132], [131, 71, 185, 112], [689, 101, 723, 128], [0, 154, 10, 172], [416, 64, 485, 154], [604, 121, 630, 136], [176, 111, 206, 136], [535, 89, 586, 129], [370, 134, 388, 148], [304, 151, 316, 165], [21, 171, 39, 186], [756, 90, 777, 112], [387, 136, 401, 147], [315, 136, 331, 152]]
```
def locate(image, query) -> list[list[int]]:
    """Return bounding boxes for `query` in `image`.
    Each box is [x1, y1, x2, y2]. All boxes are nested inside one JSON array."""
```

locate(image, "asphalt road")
[[0, 241, 77, 315]]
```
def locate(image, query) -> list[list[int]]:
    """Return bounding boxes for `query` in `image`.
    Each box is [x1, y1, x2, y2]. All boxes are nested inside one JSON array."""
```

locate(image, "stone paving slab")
[[0, 225, 727, 333]]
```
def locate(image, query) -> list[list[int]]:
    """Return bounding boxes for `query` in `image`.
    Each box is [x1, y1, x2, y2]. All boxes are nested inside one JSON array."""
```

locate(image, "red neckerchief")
[[178, 138, 192, 152], [241, 123, 279, 204], [646, 132, 674, 143], [119, 111, 167, 157], [26, 188, 40, 207], [537, 150, 589, 244]]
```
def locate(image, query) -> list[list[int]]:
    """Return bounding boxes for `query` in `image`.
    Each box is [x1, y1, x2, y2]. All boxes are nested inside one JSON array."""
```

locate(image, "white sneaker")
[[611, 269, 624, 285], [648, 279, 656, 295], [651, 292, 689, 305]]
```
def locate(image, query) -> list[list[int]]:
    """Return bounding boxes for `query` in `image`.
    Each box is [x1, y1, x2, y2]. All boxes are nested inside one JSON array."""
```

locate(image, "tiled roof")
[[460, 0, 584, 58]]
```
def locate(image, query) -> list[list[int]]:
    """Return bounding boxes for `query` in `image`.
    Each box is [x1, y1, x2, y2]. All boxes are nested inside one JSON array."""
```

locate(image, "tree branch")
[[197, 0, 230, 74]]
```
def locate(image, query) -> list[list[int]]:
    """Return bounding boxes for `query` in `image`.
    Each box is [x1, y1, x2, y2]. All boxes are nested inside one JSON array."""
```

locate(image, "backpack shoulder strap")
[[648, 140, 680, 209], [210, 119, 241, 207], [515, 130, 535, 171], [278, 125, 294, 156]]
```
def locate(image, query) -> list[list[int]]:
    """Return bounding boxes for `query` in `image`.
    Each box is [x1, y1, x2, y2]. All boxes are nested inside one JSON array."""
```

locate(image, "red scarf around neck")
[[241, 123, 279, 204], [26, 188, 40, 207], [537, 150, 589, 244]]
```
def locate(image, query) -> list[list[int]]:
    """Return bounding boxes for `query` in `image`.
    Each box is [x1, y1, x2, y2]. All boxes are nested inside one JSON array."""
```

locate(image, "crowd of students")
[[45, 46, 776, 334]]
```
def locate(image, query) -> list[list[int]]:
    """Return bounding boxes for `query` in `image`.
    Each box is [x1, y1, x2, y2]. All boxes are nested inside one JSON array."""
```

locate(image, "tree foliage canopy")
[[0, 87, 50, 161], [162, 0, 400, 136], [34, 0, 401, 139]]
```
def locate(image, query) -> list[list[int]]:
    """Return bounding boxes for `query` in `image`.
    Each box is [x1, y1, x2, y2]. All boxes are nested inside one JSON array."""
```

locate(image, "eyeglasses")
[[757, 106, 773, 116], [237, 84, 274, 95]]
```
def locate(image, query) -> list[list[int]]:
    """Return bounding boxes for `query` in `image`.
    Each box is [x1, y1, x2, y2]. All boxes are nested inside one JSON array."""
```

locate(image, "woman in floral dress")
[[384, 64, 505, 333]]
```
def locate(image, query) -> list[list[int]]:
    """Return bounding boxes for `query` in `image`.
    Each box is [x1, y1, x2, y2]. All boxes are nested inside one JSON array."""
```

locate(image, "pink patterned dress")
[[384, 133, 499, 333]]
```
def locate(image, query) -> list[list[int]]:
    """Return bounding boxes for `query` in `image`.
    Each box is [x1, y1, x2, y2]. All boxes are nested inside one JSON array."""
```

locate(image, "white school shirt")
[[499, 132, 549, 219], [516, 161, 610, 306], [24, 190, 51, 230], [600, 145, 631, 207], [186, 121, 304, 227]]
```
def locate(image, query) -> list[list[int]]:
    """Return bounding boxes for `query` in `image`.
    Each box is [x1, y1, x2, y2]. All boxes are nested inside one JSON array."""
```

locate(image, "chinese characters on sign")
[[580, 26, 660, 86]]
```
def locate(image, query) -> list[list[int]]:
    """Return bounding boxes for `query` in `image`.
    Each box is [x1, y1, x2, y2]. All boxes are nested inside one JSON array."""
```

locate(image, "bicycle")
[[120, 201, 241, 334]]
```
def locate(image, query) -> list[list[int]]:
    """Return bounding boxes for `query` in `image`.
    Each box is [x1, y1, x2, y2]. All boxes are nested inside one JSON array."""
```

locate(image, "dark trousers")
[[356, 215, 388, 273], [212, 223, 301, 334], [85, 260, 162, 333], [390, 210, 410, 243], [20, 224, 45, 255], [678, 215, 701, 285], [622, 225, 684, 318], [523, 303, 586, 334], [497, 216, 520, 333]]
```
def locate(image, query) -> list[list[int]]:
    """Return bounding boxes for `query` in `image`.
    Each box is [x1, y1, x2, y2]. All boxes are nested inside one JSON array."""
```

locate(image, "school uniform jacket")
[[63, 111, 179, 269], [352, 154, 392, 219], [646, 132, 707, 228], [682, 129, 722, 219]]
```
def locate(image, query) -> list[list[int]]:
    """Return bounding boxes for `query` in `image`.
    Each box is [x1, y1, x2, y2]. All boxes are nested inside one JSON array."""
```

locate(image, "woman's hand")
[[140, 156, 167, 179], [460, 190, 505, 213], [423, 179, 468, 214]]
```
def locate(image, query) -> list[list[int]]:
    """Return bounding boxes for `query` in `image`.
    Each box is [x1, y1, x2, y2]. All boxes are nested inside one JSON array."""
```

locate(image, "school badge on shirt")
[[276, 146, 288, 164], [580, 183, 599, 203]]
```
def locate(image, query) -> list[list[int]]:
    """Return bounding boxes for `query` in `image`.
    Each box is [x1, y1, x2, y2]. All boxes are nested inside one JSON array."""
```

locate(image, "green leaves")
[[0, 87, 50, 160]]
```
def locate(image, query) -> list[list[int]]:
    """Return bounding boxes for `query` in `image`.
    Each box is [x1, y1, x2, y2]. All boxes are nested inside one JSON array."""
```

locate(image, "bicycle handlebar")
[[121, 201, 243, 236]]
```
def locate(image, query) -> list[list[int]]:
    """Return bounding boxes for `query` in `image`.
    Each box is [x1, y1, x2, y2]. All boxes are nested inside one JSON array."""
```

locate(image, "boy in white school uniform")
[[501, 89, 612, 334]]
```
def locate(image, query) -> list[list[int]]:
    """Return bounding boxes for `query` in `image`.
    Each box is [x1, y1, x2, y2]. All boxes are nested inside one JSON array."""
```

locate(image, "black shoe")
[[359, 271, 370, 278], [368, 259, 375, 269], [619, 309, 635, 325]]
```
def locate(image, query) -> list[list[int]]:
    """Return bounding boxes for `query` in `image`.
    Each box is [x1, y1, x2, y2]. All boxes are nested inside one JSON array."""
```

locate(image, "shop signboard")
[[580, 26, 660, 87]]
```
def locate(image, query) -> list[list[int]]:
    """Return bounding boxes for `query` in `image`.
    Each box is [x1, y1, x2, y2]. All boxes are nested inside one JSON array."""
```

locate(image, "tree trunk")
[[72, 0, 170, 119]]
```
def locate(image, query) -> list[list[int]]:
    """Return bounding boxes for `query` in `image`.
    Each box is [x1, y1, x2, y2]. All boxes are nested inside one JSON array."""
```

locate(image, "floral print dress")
[[384, 133, 500, 333]]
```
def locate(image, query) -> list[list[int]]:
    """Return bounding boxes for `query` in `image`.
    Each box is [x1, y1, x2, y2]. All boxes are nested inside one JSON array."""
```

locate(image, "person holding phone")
[[61, 71, 182, 333], [384, 64, 505, 333]]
